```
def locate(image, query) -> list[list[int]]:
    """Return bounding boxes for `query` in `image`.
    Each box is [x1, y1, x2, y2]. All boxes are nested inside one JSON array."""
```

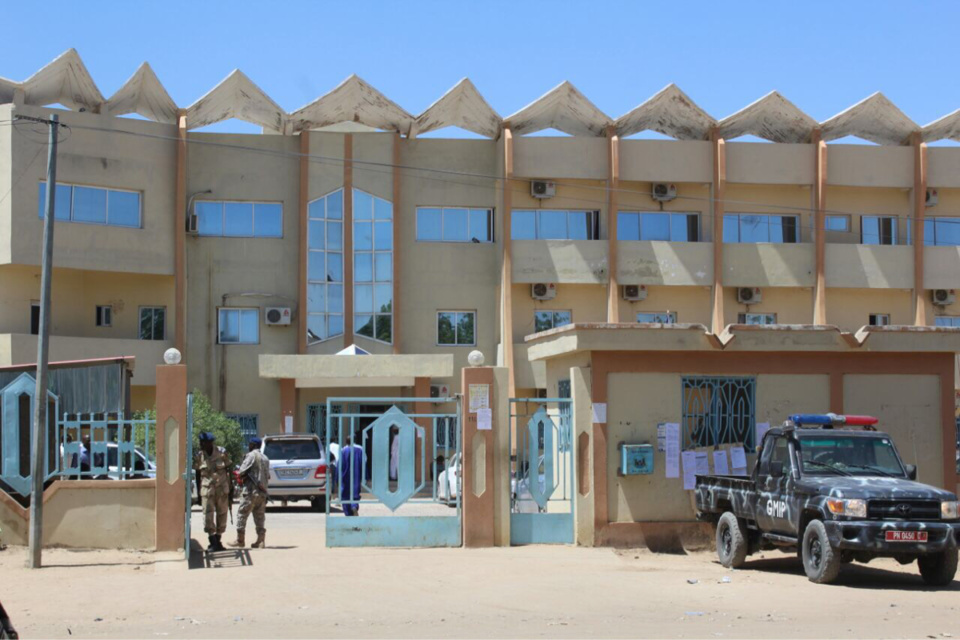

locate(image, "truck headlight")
[[827, 498, 867, 518], [942, 501, 959, 520]]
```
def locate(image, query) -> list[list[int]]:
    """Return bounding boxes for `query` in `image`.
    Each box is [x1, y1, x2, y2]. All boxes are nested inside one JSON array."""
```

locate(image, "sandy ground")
[[1, 506, 959, 639]]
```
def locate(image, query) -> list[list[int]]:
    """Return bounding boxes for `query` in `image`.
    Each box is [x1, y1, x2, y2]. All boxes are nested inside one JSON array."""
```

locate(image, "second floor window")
[[738, 312, 777, 325], [38, 182, 141, 228], [861, 216, 899, 245], [924, 217, 960, 246], [637, 311, 677, 323], [512, 210, 600, 240], [724, 214, 799, 243], [437, 311, 475, 346], [417, 207, 493, 243], [618, 212, 699, 242], [195, 201, 282, 238], [139, 307, 165, 340], [935, 316, 960, 328], [307, 190, 344, 344], [534, 310, 572, 333], [869, 313, 890, 326], [825, 215, 850, 232], [95, 305, 112, 327], [218, 308, 259, 344], [354, 189, 393, 344]]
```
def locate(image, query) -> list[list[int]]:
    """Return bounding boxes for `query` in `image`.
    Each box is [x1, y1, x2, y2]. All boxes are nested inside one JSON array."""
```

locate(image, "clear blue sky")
[[3, 0, 960, 137]]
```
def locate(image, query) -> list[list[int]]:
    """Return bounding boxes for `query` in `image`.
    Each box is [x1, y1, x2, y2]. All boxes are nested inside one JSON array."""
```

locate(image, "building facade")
[[2, 52, 960, 470]]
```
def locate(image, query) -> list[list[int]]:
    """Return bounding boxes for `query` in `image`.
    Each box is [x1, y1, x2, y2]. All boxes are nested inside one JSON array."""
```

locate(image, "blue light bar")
[[790, 413, 839, 426]]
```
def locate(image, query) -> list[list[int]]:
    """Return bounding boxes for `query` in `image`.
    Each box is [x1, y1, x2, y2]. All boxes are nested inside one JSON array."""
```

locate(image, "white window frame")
[[824, 215, 850, 233], [96, 305, 112, 328], [218, 307, 259, 345], [868, 313, 891, 326], [415, 207, 494, 243], [138, 306, 166, 341], [38, 181, 142, 228], [436, 310, 476, 347], [617, 211, 700, 242], [353, 188, 393, 345], [306, 189, 345, 344], [738, 312, 778, 325], [636, 311, 677, 324], [193, 200, 283, 238], [511, 209, 600, 240]]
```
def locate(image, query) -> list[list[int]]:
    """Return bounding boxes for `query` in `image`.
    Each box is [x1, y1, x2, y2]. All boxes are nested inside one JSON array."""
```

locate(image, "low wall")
[[0, 480, 156, 549]]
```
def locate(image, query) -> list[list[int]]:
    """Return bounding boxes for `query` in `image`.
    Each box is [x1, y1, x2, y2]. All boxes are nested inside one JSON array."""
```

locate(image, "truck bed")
[[695, 474, 758, 521]]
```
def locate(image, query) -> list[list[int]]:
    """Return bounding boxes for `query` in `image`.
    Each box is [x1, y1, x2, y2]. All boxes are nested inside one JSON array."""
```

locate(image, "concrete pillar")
[[155, 364, 186, 552], [710, 129, 726, 334], [571, 366, 595, 546], [812, 129, 828, 325], [606, 127, 620, 323], [174, 111, 187, 359], [462, 366, 495, 547], [912, 132, 929, 326], [280, 378, 296, 434]]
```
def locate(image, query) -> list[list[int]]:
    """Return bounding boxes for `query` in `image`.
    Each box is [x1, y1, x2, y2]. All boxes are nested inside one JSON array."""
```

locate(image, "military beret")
[[198, 431, 216, 442], [249, 437, 262, 447]]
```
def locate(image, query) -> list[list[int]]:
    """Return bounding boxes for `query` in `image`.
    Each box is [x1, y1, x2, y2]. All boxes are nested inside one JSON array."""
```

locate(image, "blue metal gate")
[[0, 373, 58, 496], [324, 397, 461, 547], [509, 398, 575, 545]]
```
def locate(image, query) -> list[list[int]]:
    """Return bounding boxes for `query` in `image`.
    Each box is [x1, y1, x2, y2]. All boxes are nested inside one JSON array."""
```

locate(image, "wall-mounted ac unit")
[[932, 289, 955, 306], [622, 284, 648, 301], [531, 283, 557, 301], [926, 188, 939, 207], [652, 183, 677, 202], [265, 307, 292, 325], [531, 180, 556, 199], [186, 213, 199, 235], [737, 287, 762, 305], [430, 384, 451, 399]]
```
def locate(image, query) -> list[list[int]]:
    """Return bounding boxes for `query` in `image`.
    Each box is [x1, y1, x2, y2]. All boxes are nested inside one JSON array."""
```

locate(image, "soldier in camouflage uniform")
[[194, 431, 232, 552], [230, 437, 271, 548]]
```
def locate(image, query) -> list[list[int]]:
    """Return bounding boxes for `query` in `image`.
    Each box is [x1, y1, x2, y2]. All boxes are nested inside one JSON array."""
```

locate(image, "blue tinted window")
[[37, 183, 72, 221], [725, 214, 798, 243], [197, 202, 223, 236], [196, 200, 282, 237], [927, 217, 960, 247], [353, 189, 393, 343], [417, 207, 493, 243], [861, 216, 897, 245], [443, 209, 469, 242], [107, 190, 140, 227], [219, 308, 259, 344], [306, 190, 345, 344], [73, 186, 107, 224], [512, 211, 537, 239], [224, 202, 254, 237], [637, 312, 677, 323], [255, 203, 282, 237], [618, 212, 640, 240], [39, 183, 141, 228], [512, 210, 598, 240], [469, 209, 491, 242], [417, 208, 442, 241], [640, 213, 670, 241]]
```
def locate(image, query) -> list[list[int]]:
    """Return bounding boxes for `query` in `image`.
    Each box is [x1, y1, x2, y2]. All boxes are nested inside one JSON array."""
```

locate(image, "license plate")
[[885, 530, 928, 542], [277, 468, 305, 478]]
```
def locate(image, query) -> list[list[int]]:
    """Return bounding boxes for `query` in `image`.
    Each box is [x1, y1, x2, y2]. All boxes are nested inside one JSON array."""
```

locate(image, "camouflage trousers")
[[236, 490, 267, 534], [202, 485, 230, 535]]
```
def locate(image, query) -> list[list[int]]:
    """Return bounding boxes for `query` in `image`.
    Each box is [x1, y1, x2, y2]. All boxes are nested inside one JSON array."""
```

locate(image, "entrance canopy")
[[258, 353, 453, 388]]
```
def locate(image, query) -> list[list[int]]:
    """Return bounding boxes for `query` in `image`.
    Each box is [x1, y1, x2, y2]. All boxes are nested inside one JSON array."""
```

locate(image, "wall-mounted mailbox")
[[619, 443, 654, 476]]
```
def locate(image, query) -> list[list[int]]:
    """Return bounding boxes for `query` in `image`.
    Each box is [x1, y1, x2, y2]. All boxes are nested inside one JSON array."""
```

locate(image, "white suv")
[[261, 434, 329, 509]]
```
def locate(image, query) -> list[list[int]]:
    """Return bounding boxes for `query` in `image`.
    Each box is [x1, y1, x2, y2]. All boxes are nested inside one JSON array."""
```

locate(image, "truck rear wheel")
[[918, 549, 958, 587], [716, 512, 748, 568], [802, 520, 842, 584]]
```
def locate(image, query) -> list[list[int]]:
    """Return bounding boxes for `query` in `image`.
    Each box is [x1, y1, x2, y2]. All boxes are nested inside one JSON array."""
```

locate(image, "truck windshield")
[[264, 439, 321, 461], [798, 435, 905, 477]]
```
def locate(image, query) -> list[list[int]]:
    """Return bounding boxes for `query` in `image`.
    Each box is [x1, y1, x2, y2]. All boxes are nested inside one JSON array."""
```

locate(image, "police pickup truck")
[[695, 414, 960, 585]]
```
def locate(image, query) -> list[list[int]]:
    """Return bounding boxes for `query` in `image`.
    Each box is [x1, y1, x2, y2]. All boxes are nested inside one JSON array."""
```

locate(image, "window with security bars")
[[681, 377, 756, 451], [557, 380, 572, 452], [227, 413, 259, 444], [307, 404, 342, 446]]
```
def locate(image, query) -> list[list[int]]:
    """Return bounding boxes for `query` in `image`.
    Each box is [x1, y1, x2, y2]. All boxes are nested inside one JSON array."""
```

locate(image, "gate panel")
[[509, 398, 575, 545], [325, 397, 461, 548], [184, 392, 194, 560]]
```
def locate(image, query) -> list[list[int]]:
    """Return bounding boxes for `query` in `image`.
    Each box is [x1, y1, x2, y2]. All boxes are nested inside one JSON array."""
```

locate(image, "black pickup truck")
[[695, 413, 960, 585]]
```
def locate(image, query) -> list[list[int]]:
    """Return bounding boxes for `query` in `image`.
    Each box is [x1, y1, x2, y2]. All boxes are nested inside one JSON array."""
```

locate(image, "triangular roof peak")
[[187, 69, 286, 132], [104, 62, 178, 124], [922, 107, 960, 143], [718, 91, 817, 143], [289, 74, 413, 134], [336, 344, 371, 356], [820, 92, 919, 145], [505, 80, 612, 137], [21, 48, 104, 111], [615, 84, 715, 140], [412, 78, 501, 139]]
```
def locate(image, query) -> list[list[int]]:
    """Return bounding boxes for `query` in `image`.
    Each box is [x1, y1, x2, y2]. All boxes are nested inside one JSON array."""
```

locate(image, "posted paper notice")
[[665, 423, 680, 478], [681, 451, 697, 490], [468, 384, 490, 413], [477, 408, 492, 431], [730, 446, 748, 476], [695, 451, 709, 475], [713, 450, 730, 475], [592, 403, 607, 424]]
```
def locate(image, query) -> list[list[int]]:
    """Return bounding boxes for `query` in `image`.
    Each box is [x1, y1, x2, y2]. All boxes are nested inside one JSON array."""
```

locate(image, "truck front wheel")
[[716, 512, 748, 568], [917, 549, 958, 587], [802, 520, 842, 584]]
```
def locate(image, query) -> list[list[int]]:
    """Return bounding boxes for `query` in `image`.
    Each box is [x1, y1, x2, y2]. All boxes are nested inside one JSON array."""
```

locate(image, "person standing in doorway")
[[194, 431, 231, 552], [230, 437, 270, 549], [339, 435, 365, 516]]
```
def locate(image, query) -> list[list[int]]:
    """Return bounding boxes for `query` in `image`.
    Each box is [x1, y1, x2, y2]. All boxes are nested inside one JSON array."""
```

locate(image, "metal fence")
[[55, 412, 156, 480], [681, 376, 756, 451]]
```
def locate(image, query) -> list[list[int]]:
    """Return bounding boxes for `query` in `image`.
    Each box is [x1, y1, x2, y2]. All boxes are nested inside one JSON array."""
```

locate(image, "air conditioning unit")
[[265, 307, 292, 326], [622, 284, 648, 302], [531, 180, 556, 199], [186, 213, 199, 235], [926, 188, 939, 207], [531, 283, 557, 301], [430, 384, 450, 399], [932, 289, 955, 306], [737, 287, 762, 305], [651, 183, 678, 202]]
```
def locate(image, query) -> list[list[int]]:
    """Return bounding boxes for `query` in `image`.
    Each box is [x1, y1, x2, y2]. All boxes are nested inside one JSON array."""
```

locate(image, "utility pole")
[[28, 113, 60, 569]]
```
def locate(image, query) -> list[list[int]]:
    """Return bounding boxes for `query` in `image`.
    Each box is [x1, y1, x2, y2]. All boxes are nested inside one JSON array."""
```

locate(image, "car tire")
[[311, 496, 327, 512], [918, 548, 958, 587], [802, 520, 842, 584], [716, 512, 748, 569]]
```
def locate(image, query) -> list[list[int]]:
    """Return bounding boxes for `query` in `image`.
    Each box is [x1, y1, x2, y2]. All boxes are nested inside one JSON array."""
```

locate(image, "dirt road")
[[1, 508, 958, 639]]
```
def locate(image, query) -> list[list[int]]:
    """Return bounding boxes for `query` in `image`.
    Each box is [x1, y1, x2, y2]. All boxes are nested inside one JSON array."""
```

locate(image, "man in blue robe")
[[339, 436, 365, 516]]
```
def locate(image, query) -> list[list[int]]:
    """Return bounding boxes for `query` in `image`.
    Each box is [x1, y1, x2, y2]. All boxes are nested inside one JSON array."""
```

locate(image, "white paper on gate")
[[681, 451, 697, 490], [713, 450, 730, 475], [755, 422, 771, 446], [657, 423, 667, 452], [665, 423, 680, 478], [695, 451, 709, 475], [477, 408, 492, 430], [730, 446, 748, 475], [592, 403, 607, 424]]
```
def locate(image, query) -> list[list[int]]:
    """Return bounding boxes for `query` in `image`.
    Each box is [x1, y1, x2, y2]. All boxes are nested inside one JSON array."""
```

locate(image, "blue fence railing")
[[56, 413, 157, 480]]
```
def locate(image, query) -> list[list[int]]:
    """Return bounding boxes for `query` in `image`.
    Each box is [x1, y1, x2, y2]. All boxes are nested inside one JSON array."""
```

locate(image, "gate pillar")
[[155, 364, 187, 551], [462, 366, 495, 547]]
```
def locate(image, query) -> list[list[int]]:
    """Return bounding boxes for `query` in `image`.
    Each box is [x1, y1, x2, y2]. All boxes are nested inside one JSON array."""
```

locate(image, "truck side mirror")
[[769, 461, 784, 478], [905, 464, 917, 480]]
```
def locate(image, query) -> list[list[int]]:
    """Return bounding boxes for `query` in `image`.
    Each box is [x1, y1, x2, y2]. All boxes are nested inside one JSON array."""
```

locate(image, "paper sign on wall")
[[755, 422, 771, 447], [477, 408, 492, 431], [469, 385, 490, 413], [657, 423, 667, 452], [713, 450, 730, 476], [695, 451, 709, 476], [730, 446, 748, 476], [284, 415, 293, 434], [681, 451, 697, 490], [665, 423, 680, 478], [592, 403, 607, 424]]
